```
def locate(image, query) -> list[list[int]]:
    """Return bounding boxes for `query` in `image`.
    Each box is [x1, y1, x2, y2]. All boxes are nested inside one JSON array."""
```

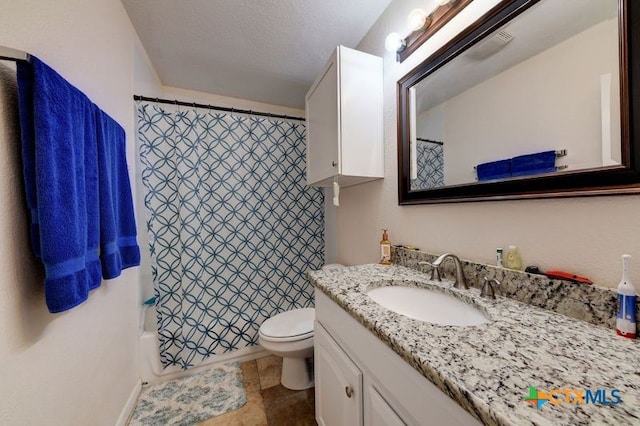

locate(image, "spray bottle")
[[616, 254, 637, 338]]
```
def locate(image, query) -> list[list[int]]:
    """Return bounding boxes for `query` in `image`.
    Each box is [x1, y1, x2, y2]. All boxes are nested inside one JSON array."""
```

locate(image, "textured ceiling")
[[122, 0, 393, 108]]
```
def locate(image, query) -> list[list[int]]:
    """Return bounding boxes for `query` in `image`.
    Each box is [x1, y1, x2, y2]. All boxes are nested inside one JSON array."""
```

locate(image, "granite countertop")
[[308, 264, 640, 426]]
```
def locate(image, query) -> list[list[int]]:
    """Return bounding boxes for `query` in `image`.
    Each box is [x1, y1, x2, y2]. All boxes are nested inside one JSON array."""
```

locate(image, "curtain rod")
[[417, 137, 444, 146], [0, 45, 30, 62], [134, 95, 305, 122]]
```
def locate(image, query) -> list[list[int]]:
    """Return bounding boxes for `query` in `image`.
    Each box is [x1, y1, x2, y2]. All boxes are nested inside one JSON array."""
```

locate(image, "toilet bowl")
[[259, 307, 315, 390], [258, 263, 344, 390], [258, 264, 345, 390], [322, 263, 345, 271]]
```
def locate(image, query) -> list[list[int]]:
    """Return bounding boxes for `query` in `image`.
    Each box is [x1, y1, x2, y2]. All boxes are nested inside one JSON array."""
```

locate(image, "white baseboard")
[[116, 379, 142, 426], [143, 345, 268, 385]]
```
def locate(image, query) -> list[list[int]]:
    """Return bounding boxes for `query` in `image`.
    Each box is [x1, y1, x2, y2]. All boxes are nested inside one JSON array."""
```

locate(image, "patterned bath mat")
[[129, 362, 247, 425]]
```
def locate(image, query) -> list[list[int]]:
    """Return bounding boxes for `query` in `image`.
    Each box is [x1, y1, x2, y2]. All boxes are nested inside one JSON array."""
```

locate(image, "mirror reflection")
[[410, 0, 619, 191]]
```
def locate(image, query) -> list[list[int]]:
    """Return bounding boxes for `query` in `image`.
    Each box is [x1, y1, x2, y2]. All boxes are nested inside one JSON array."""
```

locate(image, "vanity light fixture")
[[385, 0, 471, 62], [385, 32, 406, 53], [407, 9, 431, 32], [407, 0, 457, 31]]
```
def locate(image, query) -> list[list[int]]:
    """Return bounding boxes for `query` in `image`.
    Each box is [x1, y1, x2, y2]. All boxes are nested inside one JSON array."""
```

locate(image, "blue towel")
[[476, 159, 512, 181], [17, 56, 102, 312], [96, 109, 140, 279], [511, 150, 556, 177], [16, 62, 40, 255]]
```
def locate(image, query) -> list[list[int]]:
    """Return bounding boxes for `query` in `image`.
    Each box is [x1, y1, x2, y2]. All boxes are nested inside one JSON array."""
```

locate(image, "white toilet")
[[259, 307, 315, 390], [258, 263, 345, 390]]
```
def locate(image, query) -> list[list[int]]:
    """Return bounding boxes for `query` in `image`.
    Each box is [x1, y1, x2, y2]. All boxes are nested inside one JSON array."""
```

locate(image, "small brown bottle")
[[380, 229, 391, 265]]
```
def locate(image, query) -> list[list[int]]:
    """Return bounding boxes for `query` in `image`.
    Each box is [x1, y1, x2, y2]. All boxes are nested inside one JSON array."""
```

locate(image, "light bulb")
[[407, 9, 428, 32], [385, 33, 405, 53]]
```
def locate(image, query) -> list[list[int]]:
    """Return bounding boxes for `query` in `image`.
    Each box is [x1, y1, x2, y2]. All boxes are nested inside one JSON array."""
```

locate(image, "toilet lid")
[[260, 308, 315, 342], [322, 263, 345, 271]]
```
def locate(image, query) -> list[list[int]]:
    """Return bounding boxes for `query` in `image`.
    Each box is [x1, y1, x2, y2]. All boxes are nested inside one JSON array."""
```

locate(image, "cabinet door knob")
[[345, 386, 353, 398], [332, 161, 337, 167]]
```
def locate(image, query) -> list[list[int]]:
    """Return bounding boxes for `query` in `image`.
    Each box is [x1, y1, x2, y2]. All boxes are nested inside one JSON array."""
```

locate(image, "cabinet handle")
[[345, 386, 353, 398], [332, 161, 337, 167]]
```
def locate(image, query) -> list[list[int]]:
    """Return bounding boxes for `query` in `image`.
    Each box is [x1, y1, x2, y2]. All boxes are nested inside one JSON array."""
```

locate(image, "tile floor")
[[198, 355, 316, 426]]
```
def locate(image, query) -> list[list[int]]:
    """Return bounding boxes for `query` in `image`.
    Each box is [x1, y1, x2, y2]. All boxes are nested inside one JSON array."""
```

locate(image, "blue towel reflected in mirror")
[[476, 159, 512, 181], [511, 150, 556, 177], [476, 150, 558, 181]]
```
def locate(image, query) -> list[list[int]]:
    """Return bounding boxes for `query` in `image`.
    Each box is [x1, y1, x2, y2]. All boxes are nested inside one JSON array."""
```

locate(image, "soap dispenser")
[[380, 229, 391, 265]]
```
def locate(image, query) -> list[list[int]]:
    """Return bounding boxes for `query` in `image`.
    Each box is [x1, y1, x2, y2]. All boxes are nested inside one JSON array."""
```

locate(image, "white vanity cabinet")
[[314, 289, 481, 426], [315, 322, 363, 426], [305, 45, 383, 187]]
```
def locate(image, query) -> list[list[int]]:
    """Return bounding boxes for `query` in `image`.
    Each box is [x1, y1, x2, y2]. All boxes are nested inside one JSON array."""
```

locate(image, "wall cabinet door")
[[305, 45, 383, 188], [306, 57, 339, 185], [315, 321, 363, 426]]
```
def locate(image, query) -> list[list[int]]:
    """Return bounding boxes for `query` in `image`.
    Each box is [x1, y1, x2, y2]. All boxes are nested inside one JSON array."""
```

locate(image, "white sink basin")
[[367, 285, 489, 326]]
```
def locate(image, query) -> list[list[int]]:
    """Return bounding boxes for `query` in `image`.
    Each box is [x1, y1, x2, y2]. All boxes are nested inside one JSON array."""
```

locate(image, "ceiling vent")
[[466, 29, 514, 61]]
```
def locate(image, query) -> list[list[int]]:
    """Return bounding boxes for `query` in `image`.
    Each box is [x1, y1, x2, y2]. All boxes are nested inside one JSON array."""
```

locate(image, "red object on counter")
[[545, 270, 593, 285]]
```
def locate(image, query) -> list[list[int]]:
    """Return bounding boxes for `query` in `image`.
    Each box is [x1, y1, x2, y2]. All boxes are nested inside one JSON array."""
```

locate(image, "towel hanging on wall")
[[16, 55, 140, 313], [96, 109, 141, 278]]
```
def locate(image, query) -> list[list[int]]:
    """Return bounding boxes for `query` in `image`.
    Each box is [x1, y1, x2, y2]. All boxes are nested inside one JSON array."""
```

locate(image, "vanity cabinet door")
[[315, 321, 363, 426], [366, 385, 406, 426]]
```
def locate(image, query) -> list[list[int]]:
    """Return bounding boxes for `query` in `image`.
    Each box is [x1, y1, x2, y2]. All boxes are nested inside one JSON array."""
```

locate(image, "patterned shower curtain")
[[412, 139, 444, 190], [136, 102, 324, 369]]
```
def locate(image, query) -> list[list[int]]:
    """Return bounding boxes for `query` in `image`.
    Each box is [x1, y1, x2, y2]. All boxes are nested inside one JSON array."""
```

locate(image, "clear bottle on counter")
[[496, 248, 504, 267], [504, 245, 522, 270]]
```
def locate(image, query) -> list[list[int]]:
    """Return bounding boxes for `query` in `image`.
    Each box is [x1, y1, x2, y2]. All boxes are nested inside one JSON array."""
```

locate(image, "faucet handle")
[[418, 261, 442, 281], [481, 277, 501, 299]]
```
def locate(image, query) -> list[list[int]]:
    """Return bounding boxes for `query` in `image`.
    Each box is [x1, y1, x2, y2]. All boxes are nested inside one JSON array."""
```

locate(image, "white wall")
[[337, 0, 640, 288], [0, 1, 154, 424], [416, 105, 444, 142]]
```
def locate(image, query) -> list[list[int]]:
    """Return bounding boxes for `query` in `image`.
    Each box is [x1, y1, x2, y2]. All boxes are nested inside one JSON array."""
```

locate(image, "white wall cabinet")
[[305, 46, 384, 188], [315, 289, 481, 426]]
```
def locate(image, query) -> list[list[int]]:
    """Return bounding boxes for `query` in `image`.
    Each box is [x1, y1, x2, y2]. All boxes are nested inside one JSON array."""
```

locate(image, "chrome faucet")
[[481, 277, 501, 299], [418, 260, 442, 281], [420, 253, 468, 290]]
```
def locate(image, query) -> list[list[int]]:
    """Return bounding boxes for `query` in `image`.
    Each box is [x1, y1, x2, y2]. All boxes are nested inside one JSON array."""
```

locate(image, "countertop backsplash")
[[391, 246, 640, 335]]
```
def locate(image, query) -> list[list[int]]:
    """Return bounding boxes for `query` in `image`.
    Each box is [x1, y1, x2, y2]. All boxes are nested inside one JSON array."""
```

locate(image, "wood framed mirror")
[[397, 0, 640, 204]]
